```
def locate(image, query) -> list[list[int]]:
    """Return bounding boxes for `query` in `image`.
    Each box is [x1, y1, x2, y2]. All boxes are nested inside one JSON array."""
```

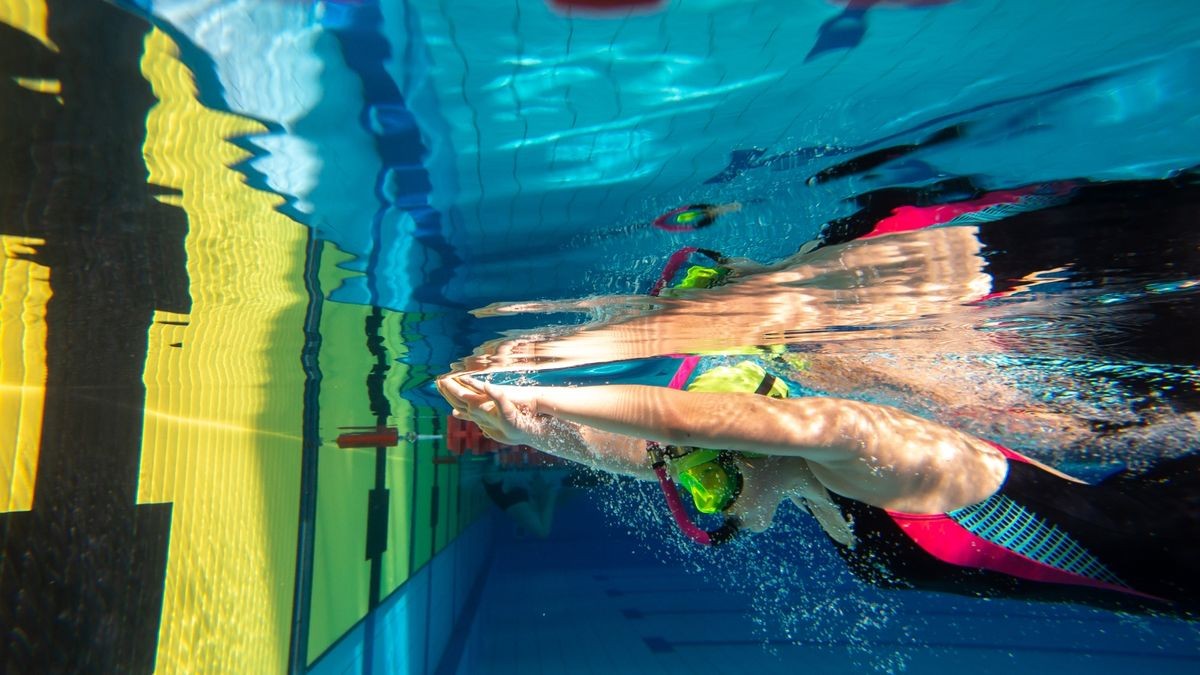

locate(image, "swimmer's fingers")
[[442, 378, 500, 434], [442, 375, 538, 446], [466, 377, 541, 417], [476, 412, 526, 446], [453, 376, 506, 412], [441, 375, 545, 443], [435, 374, 469, 408], [451, 376, 501, 411], [463, 378, 552, 446], [438, 374, 490, 411], [450, 403, 511, 444]]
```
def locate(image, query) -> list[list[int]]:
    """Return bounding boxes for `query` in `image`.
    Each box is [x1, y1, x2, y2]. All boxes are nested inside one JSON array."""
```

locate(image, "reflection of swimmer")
[[440, 363, 1200, 615], [808, 1, 959, 62], [650, 182, 1075, 293], [480, 464, 562, 538], [459, 175, 1200, 489], [806, 2, 871, 62], [652, 202, 741, 232]]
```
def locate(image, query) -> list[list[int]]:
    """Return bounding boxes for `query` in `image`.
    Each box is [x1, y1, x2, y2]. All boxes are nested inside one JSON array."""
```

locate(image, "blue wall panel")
[[310, 517, 493, 675]]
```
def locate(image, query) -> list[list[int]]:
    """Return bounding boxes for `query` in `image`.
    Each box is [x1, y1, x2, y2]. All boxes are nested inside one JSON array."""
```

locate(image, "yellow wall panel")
[[0, 235, 50, 513], [0, 0, 58, 52], [137, 28, 308, 674]]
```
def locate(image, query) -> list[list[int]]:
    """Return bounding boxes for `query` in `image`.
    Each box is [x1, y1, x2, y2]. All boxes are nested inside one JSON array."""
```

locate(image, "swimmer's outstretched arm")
[[539, 420, 656, 479], [438, 374, 654, 478], [481, 381, 866, 460], [452, 377, 1007, 512]]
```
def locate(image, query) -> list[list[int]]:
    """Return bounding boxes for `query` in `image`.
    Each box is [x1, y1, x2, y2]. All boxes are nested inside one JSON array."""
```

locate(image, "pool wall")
[[1, 2, 492, 672], [307, 515, 493, 675]]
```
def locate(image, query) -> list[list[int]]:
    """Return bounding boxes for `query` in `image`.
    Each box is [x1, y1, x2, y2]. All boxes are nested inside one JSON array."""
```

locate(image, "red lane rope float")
[[336, 426, 400, 449]]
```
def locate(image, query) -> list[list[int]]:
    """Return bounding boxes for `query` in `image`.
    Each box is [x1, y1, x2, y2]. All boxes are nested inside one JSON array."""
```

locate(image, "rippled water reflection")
[[457, 181, 1200, 468]]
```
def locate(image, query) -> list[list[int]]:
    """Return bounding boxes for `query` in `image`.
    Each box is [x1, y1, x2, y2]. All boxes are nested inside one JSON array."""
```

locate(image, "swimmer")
[[480, 463, 562, 539], [439, 361, 1200, 615]]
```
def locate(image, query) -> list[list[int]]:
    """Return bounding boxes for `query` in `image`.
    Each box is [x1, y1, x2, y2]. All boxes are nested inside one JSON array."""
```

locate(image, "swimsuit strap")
[[666, 355, 702, 390], [753, 373, 778, 396]]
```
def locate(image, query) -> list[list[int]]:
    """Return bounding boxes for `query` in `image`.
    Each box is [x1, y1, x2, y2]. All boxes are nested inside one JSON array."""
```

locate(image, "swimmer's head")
[[659, 264, 729, 297], [652, 202, 740, 232], [667, 361, 786, 514], [675, 264, 726, 290]]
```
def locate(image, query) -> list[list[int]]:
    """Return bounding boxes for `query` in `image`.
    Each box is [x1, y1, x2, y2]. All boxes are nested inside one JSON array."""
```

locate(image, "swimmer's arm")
[[506, 382, 865, 462], [515, 382, 1009, 509], [450, 374, 984, 474], [439, 373, 654, 478], [470, 379, 1007, 512], [783, 459, 856, 547], [535, 419, 656, 480]]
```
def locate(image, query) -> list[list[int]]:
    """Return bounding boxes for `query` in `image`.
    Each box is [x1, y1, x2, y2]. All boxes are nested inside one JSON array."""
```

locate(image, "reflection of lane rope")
[[949, 493, 1127, 587]]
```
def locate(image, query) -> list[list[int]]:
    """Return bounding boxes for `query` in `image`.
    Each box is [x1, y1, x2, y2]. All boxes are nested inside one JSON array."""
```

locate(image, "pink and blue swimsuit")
[[827, 444, 1200, 613]]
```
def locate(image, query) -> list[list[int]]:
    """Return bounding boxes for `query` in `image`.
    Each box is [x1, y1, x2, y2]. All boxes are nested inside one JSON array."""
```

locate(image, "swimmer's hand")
[[437, 374, 547, 447]]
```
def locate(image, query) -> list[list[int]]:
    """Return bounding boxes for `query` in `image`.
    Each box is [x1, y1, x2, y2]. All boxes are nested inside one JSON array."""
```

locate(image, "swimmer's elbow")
[[656, 424, 700, 447]]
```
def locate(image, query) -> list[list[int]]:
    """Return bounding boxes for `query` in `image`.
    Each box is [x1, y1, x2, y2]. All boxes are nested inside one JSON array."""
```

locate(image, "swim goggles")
[[647, 441, 742, 547]]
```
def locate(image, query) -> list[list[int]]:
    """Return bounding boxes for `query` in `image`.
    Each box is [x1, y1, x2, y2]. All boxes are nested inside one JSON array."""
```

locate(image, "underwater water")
[[1, 0, 1199, 673]]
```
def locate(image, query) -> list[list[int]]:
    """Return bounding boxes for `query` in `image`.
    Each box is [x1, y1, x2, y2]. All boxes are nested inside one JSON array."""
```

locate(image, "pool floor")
[[457, 499, 1200, 674]]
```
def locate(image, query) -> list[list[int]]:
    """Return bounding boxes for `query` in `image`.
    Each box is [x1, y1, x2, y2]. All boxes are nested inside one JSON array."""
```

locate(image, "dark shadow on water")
[[0, 1, 189, 671]]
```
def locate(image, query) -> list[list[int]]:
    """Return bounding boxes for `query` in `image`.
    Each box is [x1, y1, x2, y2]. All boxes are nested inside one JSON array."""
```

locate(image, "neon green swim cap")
[[686, 360, 789, 399], [677, 264, 727, 289], [660, 264, 729, 298]]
